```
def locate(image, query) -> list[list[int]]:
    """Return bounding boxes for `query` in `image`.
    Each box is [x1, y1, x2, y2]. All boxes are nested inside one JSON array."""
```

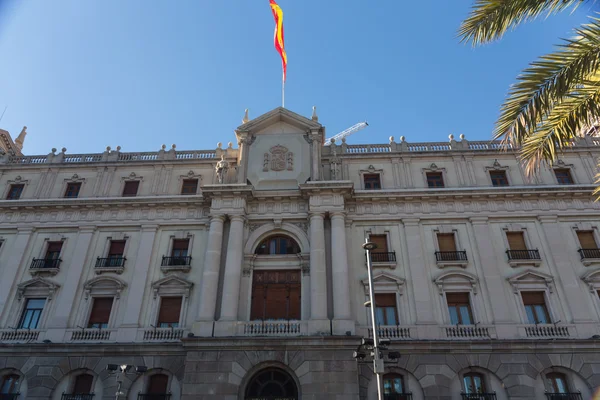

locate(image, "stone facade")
[[0, 107, 599, 399]]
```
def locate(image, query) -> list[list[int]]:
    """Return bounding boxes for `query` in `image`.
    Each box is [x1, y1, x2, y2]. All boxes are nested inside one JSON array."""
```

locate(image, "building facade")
[[0, 107, 599, 399]]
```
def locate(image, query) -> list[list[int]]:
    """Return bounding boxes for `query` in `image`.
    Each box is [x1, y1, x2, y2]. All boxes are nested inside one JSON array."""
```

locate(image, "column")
[[196, 215, 225, 323], [0, 228, 34, 317], [309, 213, 328, 332], [218, 215, 245, 320], [330, 212, 353, 334]]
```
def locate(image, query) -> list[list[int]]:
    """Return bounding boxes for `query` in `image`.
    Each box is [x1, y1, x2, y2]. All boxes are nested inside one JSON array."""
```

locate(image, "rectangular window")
[[6, 184, 24, 200], [369, 234, 388, 253], [122, 181, 140, 197], [18, 298, 46, 329], [577, 230, 598, 249], [374, 293, 398, 325], [64, 182, 82, 198], [506, 232, 527, 250], [250, 270, 301, 320], [446, 292, 473, 325], [157, 296, 182, 328], [72, 374, 93, 394], [363, 174, 381, 190], [437, 233, 457, 252], [87, 297, 114, 329], [45, 241, 63, 260], [108, 240, 125, 257], [426, 172, 445, 188], [171, 239, 190, 257], [490, 170, 509, 187], [554, 169, 574, 184], [181, 179, 198, 195], [521, 291, 550, 324]]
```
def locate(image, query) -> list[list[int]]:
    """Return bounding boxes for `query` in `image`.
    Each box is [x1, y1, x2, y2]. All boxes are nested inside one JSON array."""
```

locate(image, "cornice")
[[0, 194, 207, 210], [201, 184, 254, 200], [299, 181, 354, 198]]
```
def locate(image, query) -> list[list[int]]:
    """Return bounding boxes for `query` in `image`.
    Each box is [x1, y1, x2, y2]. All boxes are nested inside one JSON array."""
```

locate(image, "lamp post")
[[363, 238, 384, 400], [106, 364, 147, 400]]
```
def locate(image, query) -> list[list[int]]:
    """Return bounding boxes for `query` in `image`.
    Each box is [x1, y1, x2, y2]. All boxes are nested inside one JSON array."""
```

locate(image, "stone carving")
[[263, 145, 294, 172], [293, 222, 309, 234], [215, 155, 229, 184]]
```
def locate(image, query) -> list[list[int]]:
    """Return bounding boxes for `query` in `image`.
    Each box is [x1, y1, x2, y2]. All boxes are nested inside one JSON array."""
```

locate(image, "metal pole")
[[364, 237, 384, 400], [115, 378, 122, 400], [282, 75, 285, 108]]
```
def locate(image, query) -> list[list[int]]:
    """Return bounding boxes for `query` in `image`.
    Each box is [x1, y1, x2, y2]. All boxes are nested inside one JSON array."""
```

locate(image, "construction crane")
[[324, 121, 369, 145]]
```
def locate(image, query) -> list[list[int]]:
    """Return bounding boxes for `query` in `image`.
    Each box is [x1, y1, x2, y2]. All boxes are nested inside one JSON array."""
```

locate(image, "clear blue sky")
[[0, 0, 593, 154]]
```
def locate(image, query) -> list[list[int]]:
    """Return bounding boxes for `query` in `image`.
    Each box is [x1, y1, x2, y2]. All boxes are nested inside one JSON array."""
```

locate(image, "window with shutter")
[[506, 232, 527, 250], [577, 231, 598, 249], [45, 241, 63, 259], [374, 293, 398, 325], [546, 372, 570, 393], [463, 373, 486, 394], [122, 181, 139, 197], [437, 233, 457, 252], [446, 292, 473, 325], [171, 239, 190, 257], [369, 235, 388, 253], [157, 297, 182, 328], [181, 179, 198, 195], [147, 374, 169, 394], [72, 374, 93, 394], [521, 291, 550, 324], [108, 241, 125, 257], [426, 172, 445, 187], [250, 270, 301, 320], [87, 297, 113, 328], [383, 374, 406, 395]]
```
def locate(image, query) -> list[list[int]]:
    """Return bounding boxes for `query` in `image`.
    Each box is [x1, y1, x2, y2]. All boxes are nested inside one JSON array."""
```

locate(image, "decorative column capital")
[[329, 211, 346, 220], [309, 212, 325, 220], [229, 214, 246, 223], [210, 214, 226, 223]]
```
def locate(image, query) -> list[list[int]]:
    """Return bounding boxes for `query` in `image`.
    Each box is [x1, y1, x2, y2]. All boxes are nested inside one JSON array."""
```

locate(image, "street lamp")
[[106, 364, 147, 400], [362, 238, 384, 400]]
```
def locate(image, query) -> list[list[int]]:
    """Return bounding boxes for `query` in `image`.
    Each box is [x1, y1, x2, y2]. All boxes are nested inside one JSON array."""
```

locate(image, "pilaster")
[[330, 211, 354, 334], [0, 227, 35, 320]]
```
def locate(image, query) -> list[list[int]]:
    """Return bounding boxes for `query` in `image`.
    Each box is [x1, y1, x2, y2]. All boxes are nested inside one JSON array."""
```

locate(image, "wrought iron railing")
[[461, 393, 497, 400], [95, 257, 126, 268], [30, 258, 61, 269], [137, 394, 172, 400], [367, 252, 397, 263], [161, 256, 192, 266], [578, 248, 600, 259], [0, 394, 20, 400], [506, 249, 541, 260], [435, 251, 468, 262], [545, 393, 583, 400], [383, 394, 413, 400], [61, 394, 95, 400]]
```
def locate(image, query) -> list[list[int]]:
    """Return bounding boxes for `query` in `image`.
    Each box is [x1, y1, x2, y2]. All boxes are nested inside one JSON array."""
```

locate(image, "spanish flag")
[[269, 0, 287, 82]]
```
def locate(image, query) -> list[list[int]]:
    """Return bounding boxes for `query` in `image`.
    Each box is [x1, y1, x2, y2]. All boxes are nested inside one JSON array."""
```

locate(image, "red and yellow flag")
[[269, 0, 287, 82]]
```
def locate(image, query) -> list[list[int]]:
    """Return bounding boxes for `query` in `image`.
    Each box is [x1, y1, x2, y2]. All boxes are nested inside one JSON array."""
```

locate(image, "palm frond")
[[459, 0, 586, 45]]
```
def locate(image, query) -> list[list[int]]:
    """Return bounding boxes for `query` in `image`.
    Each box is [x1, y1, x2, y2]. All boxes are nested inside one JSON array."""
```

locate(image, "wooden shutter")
[[288, 284, 301, 320], [181, 179, 198, 194], [521, 291, 545, 305], [172, 239, 189, 250], [158, 297, 182, 325], [250, 284, 266, 320], [109, 240, 126, 255], [437, 233, 457, 252], [122, 181, 139, 196], [47, 241, 63, 253], [148, 374, 169, 394], [370, 235, 388, 252], [88, 298, 113, 326], [506, 232, 526, 250], [73, 374, 93, 394], [446, 292, 469, 304], [375, 293, 396, 307], [265, 285, 288, 319], [577, 231, 597, 249]]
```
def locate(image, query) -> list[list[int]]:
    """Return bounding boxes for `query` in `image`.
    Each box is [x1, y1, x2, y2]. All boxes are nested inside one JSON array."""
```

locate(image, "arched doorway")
[[245, 368, 298, 400]]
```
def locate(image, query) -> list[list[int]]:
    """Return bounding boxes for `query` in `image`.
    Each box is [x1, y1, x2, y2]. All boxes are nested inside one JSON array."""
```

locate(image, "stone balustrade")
[[142, 327, 185, 341], [443, 325, 496, 340], [522, 324, 573, 339], [367, 325, 413, 340], [69, 328, 115, 342], [241, 320, 304, 336], [0, 329, 41, 342]]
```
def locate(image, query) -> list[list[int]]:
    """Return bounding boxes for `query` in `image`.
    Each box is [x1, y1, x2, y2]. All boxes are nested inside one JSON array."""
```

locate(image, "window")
[[521, 291, 550, 324], [6, 184, 24, 200], [490, 170, 509, 187], [0, 374, 20, 394], [157, 297, 182, 328], [554, 169, 574, 184], [245, 368, 298, 399], [45, 241, 63, 260], [363, 174, 381, 190], [546, 372, 569, 393], [122, 181, 139, 197], [446, 292, 473, 325], [108, 240, 125, 259], [147, 374, 169, 395], [171, 239, 189, 258], [87, 297, 113, 329], [18, 298, 45, 329], [437, 233, 457, 252], [72, 374, 93, 394], [369, 234, 388, 253], [251, 270, 301, 320], [255, 235, 300, 255], [426, 172, 444, 188], [383, 374, 406, 395], [577, 230, 598, 249], [374, 293, 398, 326], [463, 373, 486, 394], [64, 182, 82, 198], [506, 232, 527, 250], [180, 179, 198, 195]]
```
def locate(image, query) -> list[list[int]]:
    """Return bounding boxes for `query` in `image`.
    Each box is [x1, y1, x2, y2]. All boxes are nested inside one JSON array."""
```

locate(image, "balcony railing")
[[137, 394, 171, 400], [435, 251, 468, 262], [95, 257, 126, 268], [0, 394, 20, 400], [367, 252, 397, 263], [461, 393, 497, 400], [368, 325, 411, 340], [243, 320, 302, 336], [70, 329, 113, 341], [161, 256, 192, 266], [0, 329, 40, 342], [525, 324, 570, 338], [383, 394, 413, 400], [61, 394, 95, 400], [545, 393, 583, 400], [445, 325, 490, 339], [578, 248, 600, 259], [143, 328, 184, 341], [506, 249, 541, 260], [30, 258, 61, 269]]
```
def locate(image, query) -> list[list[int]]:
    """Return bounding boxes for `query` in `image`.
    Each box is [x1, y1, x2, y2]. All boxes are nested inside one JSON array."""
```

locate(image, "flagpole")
[[282, 74, 285, 108]]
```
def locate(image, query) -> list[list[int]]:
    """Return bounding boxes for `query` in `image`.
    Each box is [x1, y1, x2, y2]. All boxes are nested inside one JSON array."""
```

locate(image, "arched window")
[[0, 374, 20, 394], [147, 374, 169, 396], [245, 368, 298, 399], [383, 374, 407, 396], [463, 372, 486, 394], [72, 374, 93, 395], [255, 235, 300, 255], [546, 372, 570, 394]]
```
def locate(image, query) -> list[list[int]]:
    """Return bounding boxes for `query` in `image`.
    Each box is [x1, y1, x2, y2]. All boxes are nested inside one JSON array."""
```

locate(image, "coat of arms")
[[263, 145, 294, 172]]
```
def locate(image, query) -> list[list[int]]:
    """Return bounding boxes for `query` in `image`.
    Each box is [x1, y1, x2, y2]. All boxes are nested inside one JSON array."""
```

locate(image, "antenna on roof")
[[0, 106, 7, 124]]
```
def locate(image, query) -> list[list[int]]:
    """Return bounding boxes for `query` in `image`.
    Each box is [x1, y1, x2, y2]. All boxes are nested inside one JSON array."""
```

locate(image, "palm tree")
[[459, 1, 600, 182]]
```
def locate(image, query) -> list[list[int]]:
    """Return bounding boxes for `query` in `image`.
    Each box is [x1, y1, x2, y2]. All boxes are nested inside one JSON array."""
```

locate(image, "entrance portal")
[[245, 367, 298, 400]]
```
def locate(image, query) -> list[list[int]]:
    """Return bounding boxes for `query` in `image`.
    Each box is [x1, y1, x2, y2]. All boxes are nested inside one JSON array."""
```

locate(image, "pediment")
[[84, 276, 127, 291], [362, 271, 405, 294], [433, 271, 478, 294], [152, 275, 193, 290], [236, 107, 322, 135], [582, 269, 600, 291], [17, 277, 60, 300], [508, 269, 553, 284]]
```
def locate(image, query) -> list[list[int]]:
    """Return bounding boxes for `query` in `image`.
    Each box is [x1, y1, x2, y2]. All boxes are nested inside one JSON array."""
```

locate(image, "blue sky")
[[0, 0, 593, 154]]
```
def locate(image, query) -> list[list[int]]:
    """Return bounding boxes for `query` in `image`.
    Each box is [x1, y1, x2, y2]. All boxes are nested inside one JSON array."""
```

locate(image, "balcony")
[[61, 394, 95, 400], [94, 257, 126, 274], [241, 320, 304, 336], [29, 258, 61, 275], [461, 393, 497, 400], [435, 251, 468, 268], [366, 252, 397, 268], [578, 248, 600, 266], [368, 325, 412, 340], [545, 393, 583, 400], [69, 328, 115, 342], [0, 394, 20, 400], [383, 395, 413, 400], [160, 256, 192, 273], [523, 324, 571, 339], [142, 327, 184, 342], [0, 329, 40, 342], [137, 394, 171, 400], [506, 249, 541, 267], [444, 325, 496, 340]]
